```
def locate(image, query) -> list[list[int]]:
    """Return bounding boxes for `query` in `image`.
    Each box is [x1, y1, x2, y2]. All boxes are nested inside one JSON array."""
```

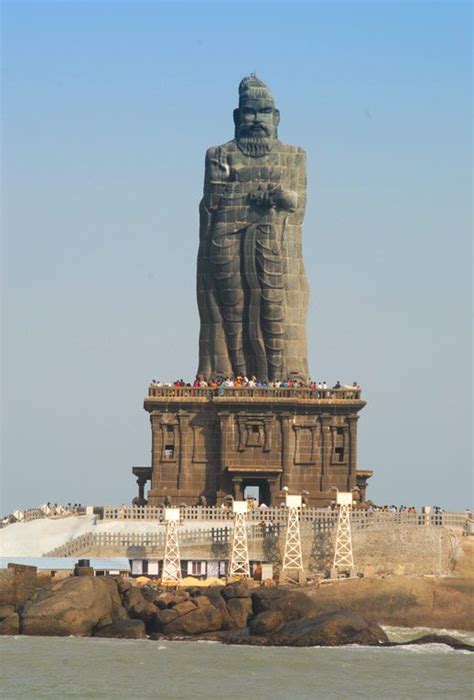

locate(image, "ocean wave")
[[389, 643, 472, 655], [382, 625, 474, 646]]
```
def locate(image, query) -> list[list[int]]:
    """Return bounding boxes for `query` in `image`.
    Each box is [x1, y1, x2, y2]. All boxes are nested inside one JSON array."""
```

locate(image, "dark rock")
[[149, 608, 179, 633], [154, 598, 168, 610], [194, 596, 212, 609], [251, 588, 317, 621], [122, 588, 150, 620], [141, 587, 159, 603], [157, 591, 190, 608], [116, 578, 133, 594], [141, 603, 162, 625], [269, 611, 389, 647], [94, 619, 146, 639], [162, 605, 223, 636], [173, 600, 197, 616], [249, 610, 284, 636], [202, 588, 234, 629], [399, 634, 474, 652], [222, 581, 251, 601], [0, 605, 20, 635], [187, 587, 202, 597], [21, 576, 126, 637], [226, 597, 252, 628], [156, 592, 175, 607]]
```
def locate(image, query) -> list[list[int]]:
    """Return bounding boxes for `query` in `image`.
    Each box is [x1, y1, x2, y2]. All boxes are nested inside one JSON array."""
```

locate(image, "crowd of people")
[[368, 504, 419, 513], [1, 502, 86, 526], [151, 375, 361, 391]]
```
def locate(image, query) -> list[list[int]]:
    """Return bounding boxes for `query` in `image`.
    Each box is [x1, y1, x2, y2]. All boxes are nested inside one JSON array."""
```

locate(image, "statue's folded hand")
[[248, 186, 297, 211], [268, 186, 298, 212]]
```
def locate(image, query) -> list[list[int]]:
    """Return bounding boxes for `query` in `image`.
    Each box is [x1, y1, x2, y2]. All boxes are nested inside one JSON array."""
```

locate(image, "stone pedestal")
[[139, 386, 368, 507]]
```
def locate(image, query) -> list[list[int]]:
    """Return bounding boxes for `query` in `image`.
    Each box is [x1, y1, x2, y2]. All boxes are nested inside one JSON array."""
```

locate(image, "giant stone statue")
[[197, 76, 310, 383]]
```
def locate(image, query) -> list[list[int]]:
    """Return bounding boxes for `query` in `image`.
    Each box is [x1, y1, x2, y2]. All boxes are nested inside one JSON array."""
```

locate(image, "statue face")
[[239, 98, 275, 137], [235, 97, 280, 140]]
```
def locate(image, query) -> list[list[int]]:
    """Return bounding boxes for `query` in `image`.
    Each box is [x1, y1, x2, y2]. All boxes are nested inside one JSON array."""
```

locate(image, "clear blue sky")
[[2, 1, 472, 513]]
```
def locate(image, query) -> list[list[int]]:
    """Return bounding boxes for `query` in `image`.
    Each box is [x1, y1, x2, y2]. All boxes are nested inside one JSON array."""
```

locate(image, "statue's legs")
[[210, 233, 246, 377], [256, 228, 284, 381]]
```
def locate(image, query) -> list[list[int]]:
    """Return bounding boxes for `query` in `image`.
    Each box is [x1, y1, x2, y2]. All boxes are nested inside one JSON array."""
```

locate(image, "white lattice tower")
[[229, 502, 250, 578], [333, 499, 354, 574], [281, 494, 304, 583], [161, 509, 182, 584], [282, 507, 304, 575]]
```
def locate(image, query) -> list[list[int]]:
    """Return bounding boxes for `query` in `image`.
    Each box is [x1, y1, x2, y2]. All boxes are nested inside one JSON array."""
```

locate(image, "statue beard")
[[236, 126, 276, 158]]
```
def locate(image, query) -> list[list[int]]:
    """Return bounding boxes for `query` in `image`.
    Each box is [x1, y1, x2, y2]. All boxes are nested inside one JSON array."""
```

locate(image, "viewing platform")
[[145, 385, 364, 407]]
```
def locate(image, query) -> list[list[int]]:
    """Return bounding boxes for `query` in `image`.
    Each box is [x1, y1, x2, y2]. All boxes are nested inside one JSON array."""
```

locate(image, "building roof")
[[0, 557, 130, 571]]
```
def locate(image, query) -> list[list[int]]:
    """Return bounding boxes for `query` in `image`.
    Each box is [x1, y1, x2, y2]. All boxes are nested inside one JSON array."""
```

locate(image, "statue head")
[[234, 76, 280, 157]]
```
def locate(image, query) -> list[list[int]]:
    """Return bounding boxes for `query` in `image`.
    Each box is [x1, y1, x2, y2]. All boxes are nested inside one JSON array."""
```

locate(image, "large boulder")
[[149, 608, 179, 633], [173, 600, 196, 616], [222, 581, 252, 601], [249, 610, 284, 636], [157, 591, 190, 608], [226, 597, 252, 628], [251, 588, 317, 622], [0, 605, 20, 635], [269, 611, 389, 647], [116, 578, 133, 595], [94, 619, 146, 639], [162, 604, 223, 636], [121, 587, 148, 617], [202, 587, 234, 629], [21, 576, 126, 637]]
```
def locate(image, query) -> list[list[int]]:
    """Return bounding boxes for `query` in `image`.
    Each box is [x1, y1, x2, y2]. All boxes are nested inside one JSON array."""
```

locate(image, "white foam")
[[383, 625, 474, 646]]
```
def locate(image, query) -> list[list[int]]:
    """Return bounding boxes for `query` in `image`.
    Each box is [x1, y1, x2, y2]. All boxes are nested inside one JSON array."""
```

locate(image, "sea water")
[[0, 629, 472, 699]]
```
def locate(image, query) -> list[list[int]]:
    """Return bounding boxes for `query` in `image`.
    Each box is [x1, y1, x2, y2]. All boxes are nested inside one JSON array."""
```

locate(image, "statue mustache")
[[241, 124, 271, 137]]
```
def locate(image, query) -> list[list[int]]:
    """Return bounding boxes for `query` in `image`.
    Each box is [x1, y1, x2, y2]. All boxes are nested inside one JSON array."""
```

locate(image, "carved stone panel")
[[236, 415, 272, 452], [330, 425, 348, 465], [293, 421, 320, 465], [192, 425, 209, 463], [160, 421, 178, 462]]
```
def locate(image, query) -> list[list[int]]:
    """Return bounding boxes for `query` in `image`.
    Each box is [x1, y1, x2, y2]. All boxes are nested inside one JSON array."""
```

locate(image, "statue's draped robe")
[[197, 139, 309, 382]]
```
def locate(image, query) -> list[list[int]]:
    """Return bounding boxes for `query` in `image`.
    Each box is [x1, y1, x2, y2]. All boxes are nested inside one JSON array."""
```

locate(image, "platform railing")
[[45, 524, 279, 557], [102, 506, 470, 531], [147, 386, 362, 400]]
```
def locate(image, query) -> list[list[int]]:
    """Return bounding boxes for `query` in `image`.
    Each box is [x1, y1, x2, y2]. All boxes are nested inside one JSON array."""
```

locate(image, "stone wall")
[[0, 564, 37, 606], [73, 525, 452, 577]]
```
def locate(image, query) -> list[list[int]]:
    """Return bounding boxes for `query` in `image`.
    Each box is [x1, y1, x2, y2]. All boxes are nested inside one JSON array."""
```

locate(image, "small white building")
[[0, 557, 131, 577]]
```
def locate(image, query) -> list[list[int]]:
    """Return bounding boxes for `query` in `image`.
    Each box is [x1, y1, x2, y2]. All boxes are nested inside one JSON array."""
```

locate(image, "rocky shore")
[[0, 574, 472, 651]]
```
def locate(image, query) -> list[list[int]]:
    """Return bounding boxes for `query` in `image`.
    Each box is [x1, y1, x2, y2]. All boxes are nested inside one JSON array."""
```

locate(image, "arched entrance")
[[243, 478, 271, 506]]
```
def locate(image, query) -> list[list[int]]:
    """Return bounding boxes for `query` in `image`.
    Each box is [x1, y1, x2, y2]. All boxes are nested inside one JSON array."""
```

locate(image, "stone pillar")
[[177, 410, 191, 490], [232, 476, 243, 500], [137, 477, 146, 501], [320, 414, 332, 491], [346, 415, 359, 491], [267, 477, 278, 506], [280, 412, 293, 489], [150, 412, 162, 490], [218, 412, 232, 472]]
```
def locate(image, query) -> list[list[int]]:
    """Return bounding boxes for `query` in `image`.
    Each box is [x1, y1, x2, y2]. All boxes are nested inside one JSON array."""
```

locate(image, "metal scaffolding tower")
[[161, 508, 182, 584], [281, 494, 305, 584], [229, 501, 250, 578], [331, 492, 355, 578]]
